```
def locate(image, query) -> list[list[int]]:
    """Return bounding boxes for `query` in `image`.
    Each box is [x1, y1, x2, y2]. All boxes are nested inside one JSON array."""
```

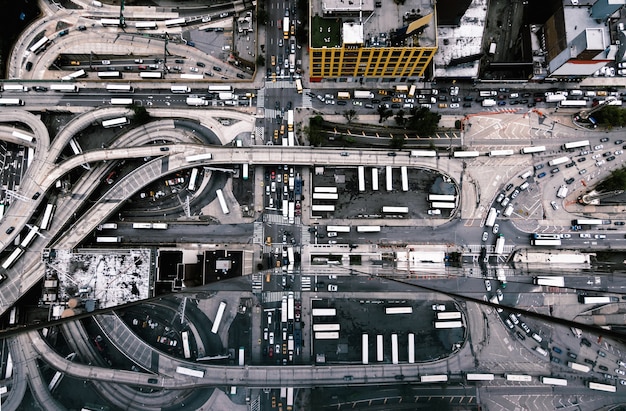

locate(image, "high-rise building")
[[308, 0, 437, 82]]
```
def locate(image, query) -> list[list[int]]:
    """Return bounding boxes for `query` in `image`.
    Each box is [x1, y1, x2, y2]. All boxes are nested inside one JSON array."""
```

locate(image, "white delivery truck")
[[546, 94, 567, 103], [354, 90, 375, 99], [482, 99, 497, 107]]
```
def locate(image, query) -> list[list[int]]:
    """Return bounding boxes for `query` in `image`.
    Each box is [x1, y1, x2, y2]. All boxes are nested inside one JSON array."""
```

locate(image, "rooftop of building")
[[432, 0, 488, 78], [310, 0, 437, 49]]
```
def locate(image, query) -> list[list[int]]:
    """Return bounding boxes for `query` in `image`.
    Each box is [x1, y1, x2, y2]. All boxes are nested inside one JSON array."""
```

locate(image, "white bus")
[[436, 312, 461, 320], [453, 151, 480, 158], [188, 168, 199, 191], [21, 226, 40, 248], [312, 324, 340, 332], [312, 308, 336, 317], [181, 331, 191, 359], [12, 130, 34, 143], [574, 219, 603, 225], [61, 69, 87, 81], [0, 99, 24, 106], [311, 205, 334, 212], [420, 375, 448, 383], [489, 149, 515, 157], [101, 18, 121, 27], [171, 85, 191, 93], [521, 146, 546, 154], [295, 78, 303, 94], [315, 332, 339, 339], [410, 150, 437, 157], [534, 276, 565, 287], [466, 373, 495, 381], [428, 194, 456, 202], [506, 374, 532, 382], [29, 36, 50, 54], [50, 84, 79, 92], [358, 166, 365, 192], [434, 321, 463, 329], [186, 97, 208, 106], [386, 166, 393, 191], [408, 85, 417, 98], [568, 362, 590, 373], [485, 208, 497, 227], [40, 204, 56, 230], [139, 72, 163, 79], [97, 71, 121, 78], [110, 98, 133, 105], [314, 187, 338, 193], [382, 206, 408, 214], [312, 193, 338, 200], [430, 202, 456, 209], [548, 156, 570, 166], [357, 226, 381, 233], [1, 248, 24, 270], [408, 333, 415, 364], [102, 117, 129, 128], [391, 333, 398, 364], [401, 166, 408, 192], [287, 247, 295, 265], [2, 84, 28, 92], [540, 376, 567, 386], [242, 164, 249, 181], [495, 235, 505, 255], [563, 140, 590, 150], [385, 307, 413, 314], [558, 100, 587, 107], [186, 153, 212, 162], [211, 301, 227, 334], [135, 21, 157, 29], [362, 334, 369, 365], [165, 18, 186, 27], [96, 236, 121, 243], [581, 296, 617, 304], [175, 366, 204, 378], [106, 84, 134, 93], [180, 74, 203, 80], [371, 168, 379, 191], [208, 85, 232, 92], [532, 239, 562, 246], [97, 223, 118, 230], [588, 381, 616, 393], [216, 189, 229, 214]]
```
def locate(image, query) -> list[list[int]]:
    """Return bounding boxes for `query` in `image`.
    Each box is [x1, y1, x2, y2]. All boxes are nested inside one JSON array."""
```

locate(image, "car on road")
[[505, 319, 514, 329], [509, 313, 519, 325], [516, 331, 526, 340], [432, 304, 446, 311], [520, 322, 531, 334], [551, 167, 560, 174], [196, 61, 206, 67], [579, 169, 587, 175], [450, 103, 460, 109], [482, 232, 489, 242], [584, 358, 596, 366], [550, 201, 558, 210], [492, 224, 499, 234], [189, 67, 199, 72], [551, 357, 561, 364], [577, 157, 586, 162], [387, 152, 397, 157], [581, 338, 592, 347], [485, 279, 492, 291], [5, 227, 14, 234], [565, 178, 575, 185], [496, 288, 503, 301], [594, 144, 604, 150], [213, 66, 222, 72], [505, 183, 514, 191], [534, 164, 544, 170], [101, 60, 110, 65], [607, 156, 616, 161], [579, 233, 591, 238], [33, 86, 47, 92], [496, 193, 505, 203], [511, 189, 521, 198], [328, 284, 338, 292], [595, 234, 606, 239], [616, 369, 626, 376], [552, 346, 562, 354], [598, 349, 607, 356], [616, 150, 624, 155], [601, 137, 610, 142], [537, 172, 546, 178], [568, 352, 578, 360], [620, 379, 626, 386]]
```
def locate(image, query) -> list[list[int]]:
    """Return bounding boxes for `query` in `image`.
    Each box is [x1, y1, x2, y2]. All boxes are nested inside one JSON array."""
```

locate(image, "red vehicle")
[[268, 346, 274, 357], [105, 171, 116, 184], [270, 170, 276, 180]]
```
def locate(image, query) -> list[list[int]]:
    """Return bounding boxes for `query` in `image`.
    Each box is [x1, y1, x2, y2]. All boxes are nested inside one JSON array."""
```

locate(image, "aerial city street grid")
[[2, 0, 626, 409]]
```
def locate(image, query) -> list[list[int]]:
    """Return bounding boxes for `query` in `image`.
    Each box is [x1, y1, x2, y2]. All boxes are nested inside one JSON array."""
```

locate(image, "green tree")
[[130, 104, 150, 125], [598, 167, 626, 191], [343, 109, 358, 124], [390, 135, 405, 149], [406, 107, 441, 137], [394, 109, 406, 126]]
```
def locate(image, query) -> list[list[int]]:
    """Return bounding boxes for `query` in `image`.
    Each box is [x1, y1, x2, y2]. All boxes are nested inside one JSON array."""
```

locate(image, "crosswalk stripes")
[[252, 273, 263, 292], [256, 88, 265, 108], [262, 291, 286, 303], [265, 108, 280, 119], [254, 126, 265, 142], [265, 80, 295, 89], [301, 276, 311, 291], [252, 222, 265, 245]]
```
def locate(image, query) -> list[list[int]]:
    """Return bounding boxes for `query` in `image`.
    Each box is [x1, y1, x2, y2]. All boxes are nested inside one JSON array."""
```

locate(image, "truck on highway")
[[482, 99, 496, 107], [288, 54, 295, 73], [354, 90, 375, 99], [495, 235, 505, 255], [545, 94, 567, 103], [186, 97, 208, 106], [288, 202, 295, 224], [283, 17, 289, 39]]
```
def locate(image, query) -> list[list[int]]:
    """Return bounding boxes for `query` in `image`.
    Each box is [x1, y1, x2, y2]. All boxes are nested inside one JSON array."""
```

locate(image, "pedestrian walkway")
[[301, 90, 313, 108], [252, 222, 264, 245], [264, 80, 295, 89]]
